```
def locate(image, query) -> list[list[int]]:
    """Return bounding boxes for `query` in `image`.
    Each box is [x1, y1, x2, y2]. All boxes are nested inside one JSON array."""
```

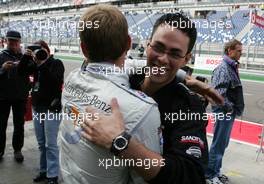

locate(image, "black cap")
[[6, 30, 21, 40]]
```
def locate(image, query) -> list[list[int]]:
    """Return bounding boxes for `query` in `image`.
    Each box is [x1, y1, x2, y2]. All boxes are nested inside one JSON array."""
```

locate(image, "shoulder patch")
[[130, 89, 147, 98], [127, 87, 156, 104]]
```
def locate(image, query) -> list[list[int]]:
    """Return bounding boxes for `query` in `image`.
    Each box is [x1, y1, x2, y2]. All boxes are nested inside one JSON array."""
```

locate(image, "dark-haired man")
[[81, 13, 217, 184]]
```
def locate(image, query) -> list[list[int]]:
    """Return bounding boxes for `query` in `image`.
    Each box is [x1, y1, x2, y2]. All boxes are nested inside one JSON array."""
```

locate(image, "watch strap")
[[110, 131, 131, 156]]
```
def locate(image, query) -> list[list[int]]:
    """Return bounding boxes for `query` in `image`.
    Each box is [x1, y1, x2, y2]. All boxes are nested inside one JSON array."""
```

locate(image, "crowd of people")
[[0, 4, 244, 184]]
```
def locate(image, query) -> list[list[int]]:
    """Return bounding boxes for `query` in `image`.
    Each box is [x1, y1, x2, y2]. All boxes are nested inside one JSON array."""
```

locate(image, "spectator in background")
[[17, 40, 64, 184], [0, 30, 30, 163], [0, 37, 4, 48], [205, 39, 244, 184], [138, 44, 145, 58]]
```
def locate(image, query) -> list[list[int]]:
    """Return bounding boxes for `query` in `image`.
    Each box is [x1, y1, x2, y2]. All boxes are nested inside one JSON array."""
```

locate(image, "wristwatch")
[[110, 131, 131, 156]]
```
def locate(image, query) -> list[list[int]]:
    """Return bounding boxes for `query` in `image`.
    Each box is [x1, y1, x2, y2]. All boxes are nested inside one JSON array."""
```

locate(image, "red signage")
[[206, 59, 221, 65], [251, 13, 264, 29]]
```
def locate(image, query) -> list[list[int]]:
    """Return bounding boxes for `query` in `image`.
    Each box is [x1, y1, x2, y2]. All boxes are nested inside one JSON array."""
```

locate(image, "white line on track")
[[207, 133, 260, 148], [244, 93, 253, 96], [194, 73, 264, 84]]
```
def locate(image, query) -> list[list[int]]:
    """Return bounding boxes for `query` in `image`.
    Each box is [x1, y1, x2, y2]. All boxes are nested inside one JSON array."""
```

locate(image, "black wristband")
[[110, 131, 131, 156]]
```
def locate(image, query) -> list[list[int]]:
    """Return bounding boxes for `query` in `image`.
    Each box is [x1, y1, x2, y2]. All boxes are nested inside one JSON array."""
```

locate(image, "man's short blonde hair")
[[79, 5, 128, 62]]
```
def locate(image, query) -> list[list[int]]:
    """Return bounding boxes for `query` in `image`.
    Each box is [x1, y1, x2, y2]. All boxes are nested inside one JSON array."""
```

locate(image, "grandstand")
[[0, 0, 264, 70]]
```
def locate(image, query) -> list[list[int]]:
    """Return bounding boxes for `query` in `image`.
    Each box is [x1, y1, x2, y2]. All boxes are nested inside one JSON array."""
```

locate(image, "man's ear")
[[80, 41, 89, 58], [146, 39, 151, 46], [127, 35, 131, 51], [227, 48, 233, 56], [146, 39, 151, 54], [184, 52, 192, 64]]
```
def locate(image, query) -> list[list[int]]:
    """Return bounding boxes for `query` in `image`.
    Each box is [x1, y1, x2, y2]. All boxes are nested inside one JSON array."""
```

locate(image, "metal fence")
[[17, 36, 264, 71], [193, 42, 264, 70]]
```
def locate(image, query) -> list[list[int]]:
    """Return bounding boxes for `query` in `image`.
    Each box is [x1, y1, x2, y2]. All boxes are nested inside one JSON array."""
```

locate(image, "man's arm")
[[17, 52, 36, 76], [211, 68, 233, 112], [0, 54, 14, 76], [180, 71, 224, 106], [81, 98, 206, 184], [120, 138, 163, 180], [81, 98, 163, 181], [125, 60, 223, 105]]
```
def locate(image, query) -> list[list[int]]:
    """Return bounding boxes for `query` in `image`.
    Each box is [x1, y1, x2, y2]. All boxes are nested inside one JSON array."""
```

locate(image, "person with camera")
[[138, 44, 145, 58], [0, 30, 30, 163], [17, 40, 64, 184]]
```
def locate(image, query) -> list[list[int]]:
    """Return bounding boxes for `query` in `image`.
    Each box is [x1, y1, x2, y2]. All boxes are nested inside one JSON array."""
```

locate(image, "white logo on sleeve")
[[186, 146, 202, 158]]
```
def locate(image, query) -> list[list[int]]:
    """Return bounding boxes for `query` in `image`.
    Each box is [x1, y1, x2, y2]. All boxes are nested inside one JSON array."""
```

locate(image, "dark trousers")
[[0, 99, 26, 155]]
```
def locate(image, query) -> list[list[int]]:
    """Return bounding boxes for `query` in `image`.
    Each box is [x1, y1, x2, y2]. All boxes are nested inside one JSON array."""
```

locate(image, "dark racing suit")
[[130, 74, 208, 184]]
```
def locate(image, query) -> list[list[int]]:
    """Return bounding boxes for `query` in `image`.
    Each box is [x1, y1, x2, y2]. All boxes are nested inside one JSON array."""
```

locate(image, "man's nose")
[[157, 53, 170, 66]]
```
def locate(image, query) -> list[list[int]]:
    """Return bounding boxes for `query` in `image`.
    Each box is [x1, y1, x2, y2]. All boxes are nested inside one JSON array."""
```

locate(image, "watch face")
[[114, 136, 128, 150]]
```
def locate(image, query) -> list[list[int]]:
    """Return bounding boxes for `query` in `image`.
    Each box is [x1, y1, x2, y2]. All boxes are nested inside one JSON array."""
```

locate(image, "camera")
[[196, 76, 208, 84], [181, 66, 193, 76], [27, 45, 48, 61]]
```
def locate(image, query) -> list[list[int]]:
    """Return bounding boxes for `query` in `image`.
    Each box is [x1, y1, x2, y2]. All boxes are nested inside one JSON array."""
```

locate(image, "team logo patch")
[[180, 135, 205, 149], [63, 103, 83, 144], [186, 146, 202, 158], [128, 89, 147, 99]]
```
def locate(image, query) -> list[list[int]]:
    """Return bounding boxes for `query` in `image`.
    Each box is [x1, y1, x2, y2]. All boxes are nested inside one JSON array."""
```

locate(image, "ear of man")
[[145, 40, 151, 54], [81, 41, 89, 59], [127, 35, 132, 51], [184, 52, 192, 65], [227, 48, 233, 56]]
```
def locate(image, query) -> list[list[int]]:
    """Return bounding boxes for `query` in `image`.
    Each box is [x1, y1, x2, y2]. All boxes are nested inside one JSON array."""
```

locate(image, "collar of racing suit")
[[83, 62, 131, 88]]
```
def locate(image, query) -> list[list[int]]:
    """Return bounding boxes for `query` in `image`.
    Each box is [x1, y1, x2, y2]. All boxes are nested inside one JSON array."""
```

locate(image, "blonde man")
[[59, 5, 161, 184]]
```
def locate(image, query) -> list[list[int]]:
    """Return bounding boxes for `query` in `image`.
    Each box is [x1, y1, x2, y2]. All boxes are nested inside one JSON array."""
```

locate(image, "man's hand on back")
[[81, 98, 125, 149]]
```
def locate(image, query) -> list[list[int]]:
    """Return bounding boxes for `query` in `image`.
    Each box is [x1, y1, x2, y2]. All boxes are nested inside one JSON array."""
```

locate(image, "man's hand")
[[185, 75, 224, 105], [24, 49, 33, 57], [2, 61, 15, 71], [82, 98, 163, 181], [81, 98, 125, 149], [24, 49, 45, 66]]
